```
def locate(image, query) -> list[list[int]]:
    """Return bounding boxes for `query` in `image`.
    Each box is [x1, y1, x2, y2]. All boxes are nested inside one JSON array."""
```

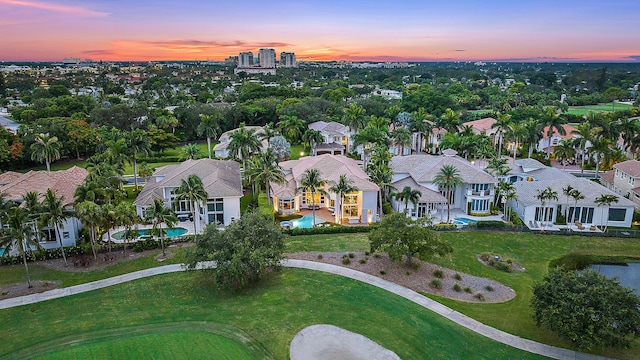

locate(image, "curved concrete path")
[[0, 259, 610, 360]]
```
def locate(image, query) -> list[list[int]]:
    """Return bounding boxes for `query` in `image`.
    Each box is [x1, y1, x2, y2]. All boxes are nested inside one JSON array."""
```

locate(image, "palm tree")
[[568, 189, 585, 229], [197, 113, 221, 159], [411, 110, 433, 153], [503, 189, 518, 223], [438, 108, 461, 134], [100, 203, 117, 252], [535, 186, 558, 227], [595, 194, 619, 232], [103, 138, 129, 176], [22, 190, 42, 242], [553, 140, 576, 171], [0, 192, 12, 235], [173, 174, 208, 233], [180, 143, 200, 160], [491, 112, 511, 156], [329, 174, 358, 224], [392, 186, 422, 215], [342, 103, 367, 131], [249, 149, 285, 204], [277, 115, 306, 144], [296, 169, 328, 228], [125, 129, 151, 191], [76, 201, 102, 261], [144, 199, 178, 256], [74, 180, 106, 204], [114, 202, 139, 254], [587, 133, 612, 178], [41, 188, 72, 266], [302, 129, 323, 153], [1, 205, 40, 288], [571, 122, 594, 176], [506, 122, 527, 162], [367, 163, 394, 220], [522, 117, 543, 158], [260, 122, 280, 144], [540, 107, 566, 159], [30, 133, 61, 171], [390, 127, 412, 156], [227, 123, 262, 170], [562, 185, 575, 223], [433, 165, 463, 222], [615, 116, 640, 153]]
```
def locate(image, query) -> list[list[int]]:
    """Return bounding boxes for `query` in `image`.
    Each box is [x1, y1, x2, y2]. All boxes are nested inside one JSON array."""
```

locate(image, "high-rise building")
[[258, 48, 276, 68], [238, 52, 254, 67], [280, 52, 297, 67]]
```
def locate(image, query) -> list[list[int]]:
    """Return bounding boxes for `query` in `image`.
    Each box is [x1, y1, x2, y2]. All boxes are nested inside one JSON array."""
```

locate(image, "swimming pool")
[[453, 217, 478, 225], [291, 215, 327, 229], [0, 248, 5, 256], [112, 227, 188, 240]]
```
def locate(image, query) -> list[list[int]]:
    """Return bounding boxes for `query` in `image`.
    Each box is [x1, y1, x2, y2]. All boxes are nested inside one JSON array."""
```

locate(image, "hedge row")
[[0, 246, 85, 266], [283, 225, 377, 236]]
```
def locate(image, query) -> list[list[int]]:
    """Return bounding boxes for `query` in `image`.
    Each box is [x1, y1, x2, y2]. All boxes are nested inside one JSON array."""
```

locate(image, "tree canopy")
[[531, 268, 640, 350], [186, 211, 285, 291], [369, 212, 452, 267]]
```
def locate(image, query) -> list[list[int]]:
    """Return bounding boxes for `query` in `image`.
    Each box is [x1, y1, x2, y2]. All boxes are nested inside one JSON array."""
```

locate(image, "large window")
[[439, 189, 455, 205], [279, 198, 294, 211], [568, 207, 594, 223], [206, 198, 224, 225], [471, 199, 489, 212], [343, 193, 358, 217], [175, 200, 191, 213], [535, 207, 554, 222], [302, 192, 325, 206], [471, 184, 489, 193], [608, 208, 627, 222]]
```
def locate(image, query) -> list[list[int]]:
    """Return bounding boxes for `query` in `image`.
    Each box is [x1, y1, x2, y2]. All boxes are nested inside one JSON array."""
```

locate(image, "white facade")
[[238, 52, 254, 67], [280, 52, 297, 67], [259, 48, 276, 68]]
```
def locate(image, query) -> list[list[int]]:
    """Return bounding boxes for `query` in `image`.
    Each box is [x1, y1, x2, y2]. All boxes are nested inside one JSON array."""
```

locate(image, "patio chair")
[[589, 225, 597, 231], [575, 221, 584, 230]]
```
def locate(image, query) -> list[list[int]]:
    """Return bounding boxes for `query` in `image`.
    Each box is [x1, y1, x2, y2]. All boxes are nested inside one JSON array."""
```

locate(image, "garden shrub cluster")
[[257, 193, 274, 221], [284, 224, 377, 236], [0, 246, 85, 265], [132, 238, 162, 252]]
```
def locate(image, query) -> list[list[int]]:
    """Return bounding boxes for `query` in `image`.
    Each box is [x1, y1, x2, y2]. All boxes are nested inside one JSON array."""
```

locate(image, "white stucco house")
[[536, 124, 577, 154], [600, 159, 640, 207], [506, 159, 636, 229], [134, 159, 242, 233], [308, 121, 354, 156], [270, 154, 379, 224], [390, 150, 498, 221], [213, 125, 268, 158], [0, 167, 88, 249]]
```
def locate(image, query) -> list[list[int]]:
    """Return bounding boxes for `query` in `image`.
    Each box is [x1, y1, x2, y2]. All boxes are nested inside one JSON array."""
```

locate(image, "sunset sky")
[[1, 0, 639, 62]]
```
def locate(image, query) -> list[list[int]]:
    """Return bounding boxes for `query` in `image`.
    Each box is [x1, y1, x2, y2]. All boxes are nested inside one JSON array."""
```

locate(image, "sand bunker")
[[290, 324, 400, 360]]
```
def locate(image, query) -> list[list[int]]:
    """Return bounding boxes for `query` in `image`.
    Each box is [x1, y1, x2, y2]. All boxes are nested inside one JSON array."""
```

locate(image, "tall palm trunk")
[[528, 142, 534, 158], [21, 243, 32, 288], [55, 225, 68, 266], [378, 189, 384, 220], [90, 226, 97, 261], [581, 146, 586, 176], [133, 155, 139, 191], [311, 191, 317, 228], [207, 137, 212, 159], [160, 223, 166, 256], [446, 187, 452, 222]]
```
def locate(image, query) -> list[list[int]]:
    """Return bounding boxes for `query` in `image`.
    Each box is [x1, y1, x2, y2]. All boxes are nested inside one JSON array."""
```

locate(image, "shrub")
[[453, 283, 462, 292], [474, 293, 486, 301], [454, 273, 462, 281], [317, 254, 323, 260], [411, 262, 420, 270], [257, 193, 274, 221], [381, 201, 393, 215], [429, 279, 442, 289], [283, 224, 377, 236], [479, 252, 492, 262], [348, 252, 355, 258], [489, 258, 513, 272], [432, 269, 444, 278], [484, 285, 494, 292], [380, 270, 386, 275], [476, 220, 506, 229], [132, 239, 161, 252], [359, 258, 367, 264], [373, 253, 381, 258], [433, 223, 458, 231], [341, 256, 351, 265], [548, 252, 596, 271], [464, 286, 473, 293], [406, 271, 411, 275]]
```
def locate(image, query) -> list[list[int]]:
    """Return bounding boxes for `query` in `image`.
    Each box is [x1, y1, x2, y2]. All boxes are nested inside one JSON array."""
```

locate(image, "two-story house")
[[390, 150, 498, 221], [308, 121, 354, 156], [600, 159, 640, 207]]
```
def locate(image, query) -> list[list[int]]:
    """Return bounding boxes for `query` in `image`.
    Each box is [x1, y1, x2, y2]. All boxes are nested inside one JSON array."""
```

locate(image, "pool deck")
[[103, 221, 197, 244]]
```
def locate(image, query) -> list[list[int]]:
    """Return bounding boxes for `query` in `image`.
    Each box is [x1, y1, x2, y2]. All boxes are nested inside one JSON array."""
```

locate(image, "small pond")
[[590, 262, 640, 296]]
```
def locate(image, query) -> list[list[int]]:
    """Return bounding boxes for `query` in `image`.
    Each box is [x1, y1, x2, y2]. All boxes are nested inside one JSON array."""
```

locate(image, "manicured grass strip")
[[31, 331, 256, 360], [0, 248, 187, 287], [567, 102, 634, 115], [284, 233, 370, 252], [0, 269, 544, 360]]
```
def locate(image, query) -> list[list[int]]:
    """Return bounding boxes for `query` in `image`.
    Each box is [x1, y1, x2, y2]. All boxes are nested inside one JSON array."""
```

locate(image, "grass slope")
[[0, 270, 543, 360], [567, 102, 635, 116]]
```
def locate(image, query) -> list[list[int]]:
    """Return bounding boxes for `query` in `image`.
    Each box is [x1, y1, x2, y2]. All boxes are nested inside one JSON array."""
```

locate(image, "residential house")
[[536, 124, 576, 155], [134, 159, 242, 233], [506, 158, 635, 229], [411, 122, 447, 154], [308, 121, 353, 156], [0, 167, 88, 248], [600, 159, 640, 207], [270, 154, 379, 224], [390, 150, 498, 221], [213, 125, 268, 158], [462, 117, 498, 145]]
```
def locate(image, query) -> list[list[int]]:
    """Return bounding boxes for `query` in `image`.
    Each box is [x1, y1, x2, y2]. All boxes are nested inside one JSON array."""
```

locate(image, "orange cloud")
[[0, 0, 108, 17]]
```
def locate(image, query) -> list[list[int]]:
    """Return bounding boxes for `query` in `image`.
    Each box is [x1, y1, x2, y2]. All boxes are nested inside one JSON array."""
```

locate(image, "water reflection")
[[590, 263, 640, 296]]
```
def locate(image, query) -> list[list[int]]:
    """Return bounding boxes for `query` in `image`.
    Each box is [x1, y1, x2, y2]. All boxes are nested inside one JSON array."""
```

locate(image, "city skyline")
[[1, 0, 639, 63]]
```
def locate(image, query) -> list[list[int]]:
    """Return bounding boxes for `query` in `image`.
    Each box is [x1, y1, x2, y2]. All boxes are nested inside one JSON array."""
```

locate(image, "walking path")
[[0, 260, 609, 360]]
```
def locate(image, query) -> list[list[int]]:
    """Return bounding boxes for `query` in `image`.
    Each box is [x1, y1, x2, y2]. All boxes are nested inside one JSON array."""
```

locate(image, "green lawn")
[[31, 330, 258, 360], [567, 102, 635, 116], [0, 269, 544, 360]]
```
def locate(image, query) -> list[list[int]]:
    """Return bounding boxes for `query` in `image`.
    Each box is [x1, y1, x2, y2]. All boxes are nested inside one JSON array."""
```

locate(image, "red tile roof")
[[0, 166, 88, 206], [541, 124, 576, 140]]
